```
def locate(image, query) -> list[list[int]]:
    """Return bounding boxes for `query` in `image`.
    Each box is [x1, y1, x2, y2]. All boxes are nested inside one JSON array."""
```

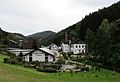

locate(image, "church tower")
[[64, 31, 69, 44]]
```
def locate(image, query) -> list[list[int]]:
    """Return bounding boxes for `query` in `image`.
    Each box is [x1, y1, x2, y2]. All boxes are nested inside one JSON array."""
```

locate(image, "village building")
[[61, 42, 86, 55], [47, 43, 59, 51], [8, 40, 18, 48], [71, 43, 86, 55], [24, 48, 55, 62], [8, 49, 33, 56], [21, 37, 36, 49], [8, 47, 60, 63], [61, 43, 70, 53]]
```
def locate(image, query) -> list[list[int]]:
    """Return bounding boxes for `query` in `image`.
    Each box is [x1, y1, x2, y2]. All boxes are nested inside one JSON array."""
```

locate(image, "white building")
[[24, 48, 55, 62], [61, 43, 70, 53], [47, 44, 59, 51], [8, 49, 33, 56], [61, 42, 86, 55], [8, 47, 61, 63], [71, 44, 86, 54]]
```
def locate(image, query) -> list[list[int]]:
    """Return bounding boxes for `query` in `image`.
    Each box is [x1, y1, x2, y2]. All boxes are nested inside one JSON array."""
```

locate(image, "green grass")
[[0, 53, 120, 82]]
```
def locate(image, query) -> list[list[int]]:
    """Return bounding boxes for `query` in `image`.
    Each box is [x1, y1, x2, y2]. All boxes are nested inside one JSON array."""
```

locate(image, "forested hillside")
[[28, 31, 56, 40], [86, 19, 120, 71], [0, 28, 25, 46], [42, 1, 120, 45], [0, 28, 10, 39]]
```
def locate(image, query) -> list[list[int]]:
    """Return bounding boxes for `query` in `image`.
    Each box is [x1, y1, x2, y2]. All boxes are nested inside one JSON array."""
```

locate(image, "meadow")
[[0, 53, 120, 82]]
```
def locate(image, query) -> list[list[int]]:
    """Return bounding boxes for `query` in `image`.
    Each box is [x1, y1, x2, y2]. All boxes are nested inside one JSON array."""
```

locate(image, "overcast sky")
[[0, 0, 119, 35]]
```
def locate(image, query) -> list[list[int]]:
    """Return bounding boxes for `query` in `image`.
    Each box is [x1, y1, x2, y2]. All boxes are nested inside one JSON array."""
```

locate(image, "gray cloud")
[[70, 0, 119, 7]]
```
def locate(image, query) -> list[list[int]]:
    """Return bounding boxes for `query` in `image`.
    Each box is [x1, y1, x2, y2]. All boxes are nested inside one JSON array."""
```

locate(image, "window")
[[45, 54, 48, 57], [45, 53, 48, 62], [82, 50, 85, 53], [76, 45, 78, 48], [82, 45, 84, 48]]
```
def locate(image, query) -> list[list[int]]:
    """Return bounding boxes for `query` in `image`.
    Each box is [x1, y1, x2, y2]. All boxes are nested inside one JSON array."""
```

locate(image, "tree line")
[[85, 19, 120, 72]]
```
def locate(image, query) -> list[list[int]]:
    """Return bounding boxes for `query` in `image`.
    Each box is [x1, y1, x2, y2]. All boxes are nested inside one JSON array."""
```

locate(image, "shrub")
[[70, 69, 73, 73], [31, 61, 40, 67], [37, 67, 57, 73], [43, 63, 61, 70], [4, 58, 9, 63], [55, 58, 65, 64], [62, 53, 68, 60], [10, 59, 17, 64], [80, 67, 89, 72], [16, 51, 23, 63], [16, 57, 23, 63], [68, 52, 72, 57], [95, 74, 98, 77], [24, 62, 31, 68]]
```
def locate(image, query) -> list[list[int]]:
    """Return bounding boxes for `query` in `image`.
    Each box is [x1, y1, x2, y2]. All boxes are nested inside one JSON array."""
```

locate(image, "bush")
[[37, 63, 61, 73], [24, 62, 31, 68], [4, 58, 9, 63], [80, 67, 89, 72], [16, 51, 23, 63], [62, 53, 68, 60], [31, 61, 40, 67], [43, 63, 61, 69], [16, 57, 23, 63], [95, 74, 98, 77], [37, 67, 57, 73], [55, 58, 65, 64], [10, 59, 17, 64]]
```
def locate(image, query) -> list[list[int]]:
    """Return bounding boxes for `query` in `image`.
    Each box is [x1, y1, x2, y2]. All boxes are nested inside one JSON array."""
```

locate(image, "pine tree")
[[85, 28, 95, 54], [94, 19, 111, 63]]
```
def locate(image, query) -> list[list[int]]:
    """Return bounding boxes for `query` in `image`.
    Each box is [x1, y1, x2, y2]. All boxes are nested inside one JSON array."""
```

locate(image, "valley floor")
[[0, 53, 120, 82]]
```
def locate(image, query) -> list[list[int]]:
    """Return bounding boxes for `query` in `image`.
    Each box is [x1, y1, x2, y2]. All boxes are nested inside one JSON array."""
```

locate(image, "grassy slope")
[[0, 54, 120, 82]]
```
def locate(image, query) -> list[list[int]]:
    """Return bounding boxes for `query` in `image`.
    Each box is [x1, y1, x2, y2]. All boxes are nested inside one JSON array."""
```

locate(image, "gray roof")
[[8, 49, 34, 52], [39, 47, 55, 56], [24, 47, 55, 56]]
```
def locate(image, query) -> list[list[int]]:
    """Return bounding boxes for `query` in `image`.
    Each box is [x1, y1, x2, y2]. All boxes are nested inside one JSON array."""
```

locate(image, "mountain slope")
[[0, 28, 25, 39], [28, 31, 56, 39], [0, 28, 10, 39], [0, 28, 25, 46]]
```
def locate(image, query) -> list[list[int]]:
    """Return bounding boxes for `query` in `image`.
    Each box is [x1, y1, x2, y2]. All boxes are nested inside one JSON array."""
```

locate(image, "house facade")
[[61, 42, 86, 55], [24, 48, 55, 62], [71, 44, 86, 54], [47, 44, 59, 51], [61, 43, 70, 53]]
